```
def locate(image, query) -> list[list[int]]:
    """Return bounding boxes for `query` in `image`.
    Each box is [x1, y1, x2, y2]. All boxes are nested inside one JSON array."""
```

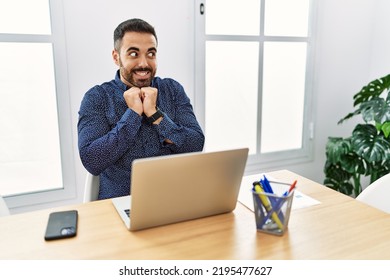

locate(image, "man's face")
[[113, 31, 157, 88]]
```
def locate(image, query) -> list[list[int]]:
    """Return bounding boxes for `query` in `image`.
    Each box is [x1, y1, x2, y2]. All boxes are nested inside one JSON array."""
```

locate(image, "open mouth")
[[133, 67, 152, 78], [135, 70, 150, 77], [130, 67, 154, 87]]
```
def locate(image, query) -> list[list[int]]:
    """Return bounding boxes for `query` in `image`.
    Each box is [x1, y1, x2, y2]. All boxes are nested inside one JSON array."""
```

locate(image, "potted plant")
[[323, 73, 390, 197]]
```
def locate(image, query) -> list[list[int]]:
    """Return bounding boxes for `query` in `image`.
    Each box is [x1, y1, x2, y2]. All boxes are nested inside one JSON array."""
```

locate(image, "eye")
[[147, 52, 156, 58], [129, 52, 137, 57]]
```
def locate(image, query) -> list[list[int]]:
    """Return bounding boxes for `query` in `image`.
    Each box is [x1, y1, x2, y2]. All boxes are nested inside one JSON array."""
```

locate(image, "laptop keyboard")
[[124, 209, 130, 217]]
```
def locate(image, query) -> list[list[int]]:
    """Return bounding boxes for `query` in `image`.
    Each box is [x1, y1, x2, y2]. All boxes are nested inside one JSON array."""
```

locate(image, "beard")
[[119, 63, 155, 88]]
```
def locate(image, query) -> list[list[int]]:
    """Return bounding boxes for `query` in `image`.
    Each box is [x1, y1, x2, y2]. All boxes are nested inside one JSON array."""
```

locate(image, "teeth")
[[136, 71, 149, 76]]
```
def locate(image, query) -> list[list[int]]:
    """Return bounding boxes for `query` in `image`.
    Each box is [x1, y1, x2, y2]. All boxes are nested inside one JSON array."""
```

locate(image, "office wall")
[[64, 0, 196, 204], [369, 0, 390, 78], [285, 0, 390, 185], [15, 0, 390, 212]]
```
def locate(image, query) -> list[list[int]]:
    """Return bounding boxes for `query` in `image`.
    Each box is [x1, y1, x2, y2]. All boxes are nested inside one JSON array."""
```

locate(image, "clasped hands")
[[124, 86, 158, 117], [124, 86, 172, 143]]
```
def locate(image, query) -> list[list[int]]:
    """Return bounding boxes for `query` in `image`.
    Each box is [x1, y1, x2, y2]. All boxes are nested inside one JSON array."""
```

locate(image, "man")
[[78, 18, 205, 199]]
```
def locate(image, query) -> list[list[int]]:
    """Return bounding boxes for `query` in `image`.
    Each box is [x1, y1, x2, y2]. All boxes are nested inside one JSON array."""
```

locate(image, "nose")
[[137, 54, 149, 68]]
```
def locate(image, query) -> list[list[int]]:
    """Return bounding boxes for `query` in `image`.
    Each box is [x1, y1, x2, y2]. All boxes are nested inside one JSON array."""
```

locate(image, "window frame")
[[194, 0, 317, 173], [0, 0, 76, 210]]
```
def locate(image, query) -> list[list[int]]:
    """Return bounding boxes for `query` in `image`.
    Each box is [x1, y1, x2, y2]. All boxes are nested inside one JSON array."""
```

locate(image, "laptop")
[[112, 148, 249, 231]]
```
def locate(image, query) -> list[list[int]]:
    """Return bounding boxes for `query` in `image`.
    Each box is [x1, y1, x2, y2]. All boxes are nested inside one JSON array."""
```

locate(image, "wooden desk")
[[1, 170, 390, 259]]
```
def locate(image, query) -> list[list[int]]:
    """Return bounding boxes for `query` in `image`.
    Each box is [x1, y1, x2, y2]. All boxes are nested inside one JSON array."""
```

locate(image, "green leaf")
[[352, 124, 390, 162], [381, 122, 390, 138], [338, 74, 390, 124], [323, 162, 354, 195], [369, 161, 390, 182], [353, 73, 390, 106], [360, 97, 390, 124], [325, 178, 354, 196], [339, 152, 366, 174], [338, 111, 360, 125], [325, 74, 390, 197], [325, 137, 352, 163]]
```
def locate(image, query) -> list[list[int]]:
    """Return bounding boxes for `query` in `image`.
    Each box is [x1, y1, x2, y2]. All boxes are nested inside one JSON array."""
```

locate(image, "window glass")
[[264, 0, 310, 36], [206, 0, 261, 36], [261, 42, 307, 153], [0, 42, 62, 196], [0, 0, 51, 34], [198, 0, 314, 166], [205, 41, 259, 154]]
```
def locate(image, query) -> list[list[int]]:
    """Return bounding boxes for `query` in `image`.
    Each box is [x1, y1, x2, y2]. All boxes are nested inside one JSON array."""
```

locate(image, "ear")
[[112, 49, 120, 66]]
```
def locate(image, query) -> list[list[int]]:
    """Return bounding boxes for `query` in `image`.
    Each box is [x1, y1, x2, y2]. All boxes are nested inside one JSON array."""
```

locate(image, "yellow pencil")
[[253, 183, 284, 230]]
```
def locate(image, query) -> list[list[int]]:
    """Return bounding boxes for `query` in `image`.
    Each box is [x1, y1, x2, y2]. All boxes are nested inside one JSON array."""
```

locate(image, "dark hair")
[[113, 18, 158, 50]]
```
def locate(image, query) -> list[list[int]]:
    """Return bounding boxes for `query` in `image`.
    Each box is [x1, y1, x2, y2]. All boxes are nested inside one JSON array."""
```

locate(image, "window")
[[0, 0, 75, 210], [195, 0, 316, 172]]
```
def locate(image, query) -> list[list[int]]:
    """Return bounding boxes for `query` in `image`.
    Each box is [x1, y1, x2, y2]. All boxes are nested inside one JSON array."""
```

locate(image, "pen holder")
[[252, 184, 294, 236]]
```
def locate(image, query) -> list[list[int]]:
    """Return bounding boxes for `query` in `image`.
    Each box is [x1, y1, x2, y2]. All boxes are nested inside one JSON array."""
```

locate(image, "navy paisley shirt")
[[78, 71, 205, 199]]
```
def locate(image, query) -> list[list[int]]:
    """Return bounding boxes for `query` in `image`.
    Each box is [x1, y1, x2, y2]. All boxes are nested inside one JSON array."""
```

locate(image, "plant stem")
[[353, 173, 361, 198]]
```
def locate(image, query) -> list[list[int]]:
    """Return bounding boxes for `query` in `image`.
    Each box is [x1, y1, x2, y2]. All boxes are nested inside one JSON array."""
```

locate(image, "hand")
[[140, 87, 158, 116], [123, 87, 144, 116]]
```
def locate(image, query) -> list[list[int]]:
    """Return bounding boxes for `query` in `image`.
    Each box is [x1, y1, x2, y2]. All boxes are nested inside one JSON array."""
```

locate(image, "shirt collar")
[[114, 70, 129, 91]]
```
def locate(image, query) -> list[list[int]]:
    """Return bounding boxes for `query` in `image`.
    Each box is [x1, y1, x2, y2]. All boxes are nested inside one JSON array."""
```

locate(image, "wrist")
[[145, 107, 164, 124], [145, 108, 158, 117]]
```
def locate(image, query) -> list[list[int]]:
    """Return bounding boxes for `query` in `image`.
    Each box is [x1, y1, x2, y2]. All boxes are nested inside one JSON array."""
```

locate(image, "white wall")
[[62, 0, 196, 210], [369, 0, 390, 78], [278, 0, 390, 184], [15, 0, 390, 212]]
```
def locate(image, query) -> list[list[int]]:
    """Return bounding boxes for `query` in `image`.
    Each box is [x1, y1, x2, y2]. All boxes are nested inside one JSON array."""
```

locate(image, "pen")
[[253, 181, 284, 230], [264, 180, 297, 226], [260, 176, 285, 222], [288, 180, 297, 194], [283, 180, 297, 196], [261, 175, 274, 193], [261, 175, 282, 208]]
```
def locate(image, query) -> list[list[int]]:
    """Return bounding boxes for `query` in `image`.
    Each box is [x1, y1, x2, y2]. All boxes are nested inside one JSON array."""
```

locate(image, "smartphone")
[[44, 210, 78, 241]]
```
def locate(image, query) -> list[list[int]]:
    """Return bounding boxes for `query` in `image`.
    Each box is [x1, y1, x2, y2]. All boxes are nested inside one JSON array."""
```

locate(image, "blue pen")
[[260, 176, 276, 206], [260, 175, 285, 222], [262, 175, 274, 193], [261, 195, 287, 227], [253, 182, 284, 230], [262, 180, 297, 226]]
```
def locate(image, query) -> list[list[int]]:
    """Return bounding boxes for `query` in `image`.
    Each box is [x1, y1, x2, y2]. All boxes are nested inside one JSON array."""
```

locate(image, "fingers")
[[123, 86, 158, 117], [140, 87, 158, 116], [123, 87, 143, 115]]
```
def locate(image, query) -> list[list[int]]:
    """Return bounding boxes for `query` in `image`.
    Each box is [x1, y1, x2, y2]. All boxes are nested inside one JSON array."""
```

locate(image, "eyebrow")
[[125, 47, 157, 53]]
